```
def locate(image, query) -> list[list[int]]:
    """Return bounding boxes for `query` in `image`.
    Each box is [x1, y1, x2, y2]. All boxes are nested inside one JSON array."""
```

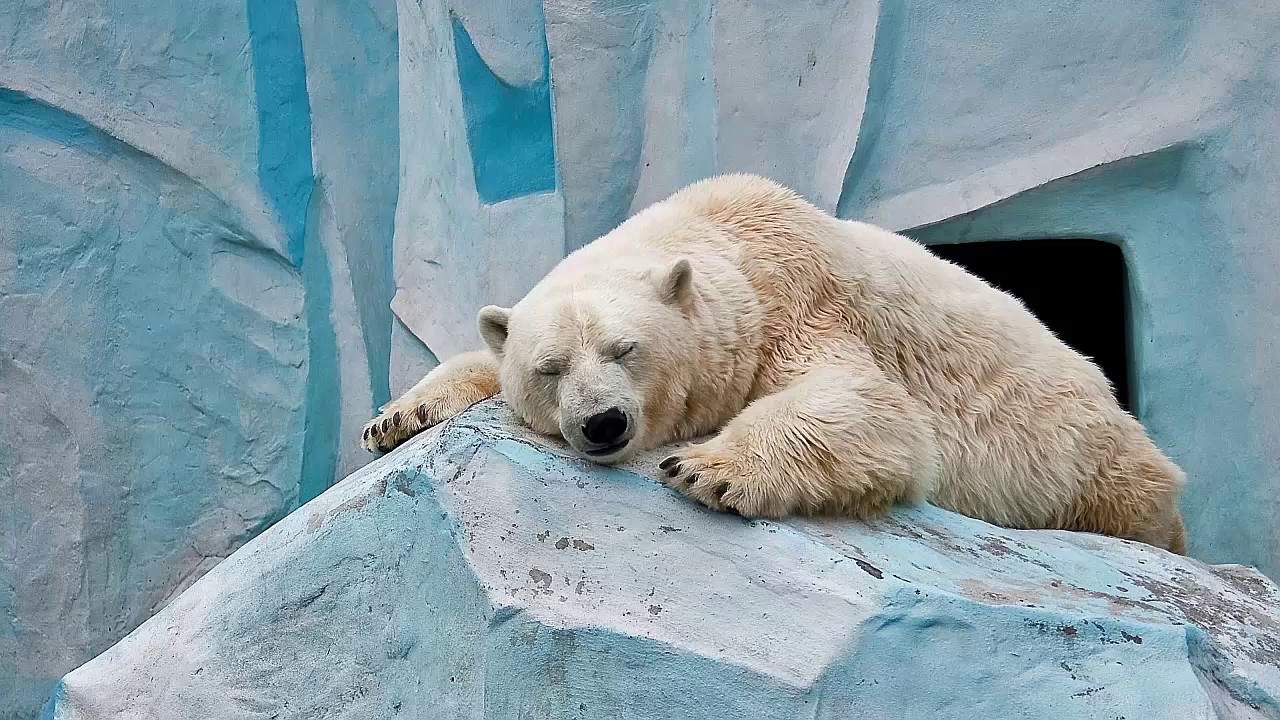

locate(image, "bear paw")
[[658, 444, 796, 518], [362, 354, 500, 454], [361, 399, 439, 454], [361, 387, 476, 453]]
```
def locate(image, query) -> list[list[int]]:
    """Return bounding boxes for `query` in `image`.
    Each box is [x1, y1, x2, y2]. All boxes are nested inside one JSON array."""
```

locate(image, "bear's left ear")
[[653, 257, 694, 308], [477, 305, 512, 356]]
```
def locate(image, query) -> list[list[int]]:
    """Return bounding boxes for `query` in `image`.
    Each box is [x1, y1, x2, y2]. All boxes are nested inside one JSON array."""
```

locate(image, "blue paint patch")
[[835, 0, 906, 218], [450, 14, 556, 204], [298, 181, 341, 505], [246, 0, 314, 265], [0, 89, 116, 156], [246, 0, 337, 504], [37, 680, 65, 720], [298, 0, 400, 414]]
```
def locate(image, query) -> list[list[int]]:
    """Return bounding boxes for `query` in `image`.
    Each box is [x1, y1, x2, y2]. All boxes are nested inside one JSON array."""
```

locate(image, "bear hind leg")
[[1063, 440, 1188, 554]]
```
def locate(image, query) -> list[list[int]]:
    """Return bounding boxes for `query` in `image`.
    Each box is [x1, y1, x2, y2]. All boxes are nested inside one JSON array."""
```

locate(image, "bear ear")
[[477, 305, 512, 356], [653, 257, 694, 307]]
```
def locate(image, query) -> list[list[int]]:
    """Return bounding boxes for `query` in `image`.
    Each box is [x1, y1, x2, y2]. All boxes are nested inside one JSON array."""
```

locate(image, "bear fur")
[[364, 174, 1187, 553]]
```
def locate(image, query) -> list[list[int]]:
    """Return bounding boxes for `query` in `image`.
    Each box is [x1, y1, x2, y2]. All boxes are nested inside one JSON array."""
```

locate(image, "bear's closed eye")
[[609, 342, 636, 360], [535, 360, 565, 376]]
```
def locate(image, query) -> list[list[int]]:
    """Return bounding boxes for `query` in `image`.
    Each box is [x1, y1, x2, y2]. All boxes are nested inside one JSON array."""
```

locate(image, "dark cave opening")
[[926, 238, 1133, 413]]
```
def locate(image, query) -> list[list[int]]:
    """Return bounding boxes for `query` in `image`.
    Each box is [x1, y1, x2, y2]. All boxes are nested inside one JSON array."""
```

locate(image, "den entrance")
[[927, 238, 1133, 413]]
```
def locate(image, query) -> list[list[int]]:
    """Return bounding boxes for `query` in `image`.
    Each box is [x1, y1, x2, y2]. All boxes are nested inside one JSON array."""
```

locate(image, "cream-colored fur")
[[364, 174, 1187, 553]]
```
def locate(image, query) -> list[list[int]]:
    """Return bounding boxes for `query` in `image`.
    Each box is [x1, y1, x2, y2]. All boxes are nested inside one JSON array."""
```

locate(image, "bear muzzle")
[[578, 407, 634, 461]]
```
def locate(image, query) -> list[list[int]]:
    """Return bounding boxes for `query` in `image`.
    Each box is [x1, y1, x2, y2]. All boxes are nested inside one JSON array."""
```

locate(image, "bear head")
[[476, 257, 696, 464]]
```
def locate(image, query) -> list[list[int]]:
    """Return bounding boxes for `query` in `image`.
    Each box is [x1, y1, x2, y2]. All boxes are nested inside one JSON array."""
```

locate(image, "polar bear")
[[364, 174, 1187, 553]]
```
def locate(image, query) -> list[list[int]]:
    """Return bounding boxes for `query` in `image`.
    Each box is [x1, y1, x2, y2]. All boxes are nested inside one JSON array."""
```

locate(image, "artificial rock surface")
[[43, 401, 1280, 719]]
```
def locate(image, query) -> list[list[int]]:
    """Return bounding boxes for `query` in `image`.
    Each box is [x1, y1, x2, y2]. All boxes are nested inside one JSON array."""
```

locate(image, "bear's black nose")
[[582, 407, 629, 446]]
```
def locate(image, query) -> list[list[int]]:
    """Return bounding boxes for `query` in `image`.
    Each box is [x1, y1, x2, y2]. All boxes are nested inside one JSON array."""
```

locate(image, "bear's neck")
[[662, 258, 765, 441]]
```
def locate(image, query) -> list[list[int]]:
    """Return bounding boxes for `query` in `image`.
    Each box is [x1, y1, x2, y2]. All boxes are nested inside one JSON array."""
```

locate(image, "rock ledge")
[[43, 400, 1280, 719]]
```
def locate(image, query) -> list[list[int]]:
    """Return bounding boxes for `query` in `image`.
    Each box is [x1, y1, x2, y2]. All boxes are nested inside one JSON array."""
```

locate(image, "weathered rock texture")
[[5, 1, 1280, 717], [42, 401, 1280, 719]]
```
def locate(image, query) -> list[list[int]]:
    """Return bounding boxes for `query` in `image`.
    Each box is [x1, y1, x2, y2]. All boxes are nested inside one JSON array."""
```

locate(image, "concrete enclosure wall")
[[1, 1, 1277, 718]]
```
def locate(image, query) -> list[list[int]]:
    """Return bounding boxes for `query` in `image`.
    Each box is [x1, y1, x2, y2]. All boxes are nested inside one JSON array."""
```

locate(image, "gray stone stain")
[[529, 569, 552, 591]]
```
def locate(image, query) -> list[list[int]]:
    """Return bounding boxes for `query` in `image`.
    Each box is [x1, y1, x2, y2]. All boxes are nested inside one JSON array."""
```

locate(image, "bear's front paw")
[[362, 399, 438, 454], [658, 444, 798, 518], [364, 351, 501, 454]]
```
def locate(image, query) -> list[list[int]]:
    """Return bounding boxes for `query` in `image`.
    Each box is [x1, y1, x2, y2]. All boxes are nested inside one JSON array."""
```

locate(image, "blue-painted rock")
[[42, 400, 1280, 719]]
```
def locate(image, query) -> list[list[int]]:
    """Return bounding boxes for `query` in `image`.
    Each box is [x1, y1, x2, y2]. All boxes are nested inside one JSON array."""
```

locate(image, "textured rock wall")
[[3, 1, 1278, 718], [0, 2, 398, 717]]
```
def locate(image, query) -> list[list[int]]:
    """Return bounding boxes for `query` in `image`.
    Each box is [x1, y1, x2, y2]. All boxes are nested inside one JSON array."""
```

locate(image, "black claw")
[[659, 456, 678, 471], [363, 427, 370, 440], [416, 405, 428, 423], [381, 418, 391, 432], [393, 411, 402, 425], [710, 481, 729, 501]]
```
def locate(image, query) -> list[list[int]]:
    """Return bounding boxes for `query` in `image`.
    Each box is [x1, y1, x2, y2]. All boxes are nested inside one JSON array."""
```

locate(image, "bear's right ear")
[[653, 257, 694, 308], [477, 305, 512, 356]]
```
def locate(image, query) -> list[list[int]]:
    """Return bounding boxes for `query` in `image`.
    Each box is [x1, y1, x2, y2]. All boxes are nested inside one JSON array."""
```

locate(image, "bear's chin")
[[576, 440, 633, 466]]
